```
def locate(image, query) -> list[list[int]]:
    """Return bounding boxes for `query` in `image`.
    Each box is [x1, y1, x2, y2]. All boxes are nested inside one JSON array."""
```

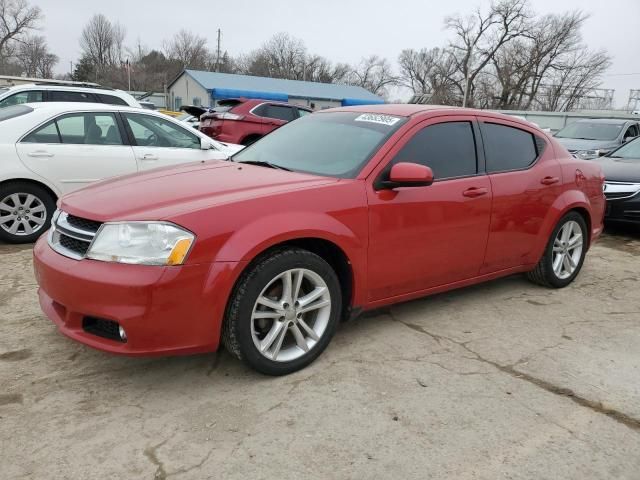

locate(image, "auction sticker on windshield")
[[354, 113, 401, 126]]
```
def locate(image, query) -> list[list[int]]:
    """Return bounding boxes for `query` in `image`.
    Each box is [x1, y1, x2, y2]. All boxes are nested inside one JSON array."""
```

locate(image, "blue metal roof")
[[181, 69, 384, 104]]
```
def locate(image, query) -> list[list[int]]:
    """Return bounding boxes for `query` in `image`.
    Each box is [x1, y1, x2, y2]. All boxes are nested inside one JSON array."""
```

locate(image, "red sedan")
[[199, 98, 312, 145], [33, 105, 605, 375]]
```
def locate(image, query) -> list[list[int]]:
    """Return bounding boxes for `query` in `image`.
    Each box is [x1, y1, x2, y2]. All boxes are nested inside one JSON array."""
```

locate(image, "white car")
[[0, 83, 141, 109], [0, 102, 243, 244]]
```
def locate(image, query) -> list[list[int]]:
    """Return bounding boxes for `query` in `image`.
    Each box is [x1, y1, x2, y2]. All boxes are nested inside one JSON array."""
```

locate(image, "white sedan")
[[0, 102, 243, 244]]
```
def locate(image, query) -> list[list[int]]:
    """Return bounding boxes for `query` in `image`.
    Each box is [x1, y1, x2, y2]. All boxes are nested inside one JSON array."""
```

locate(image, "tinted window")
[[96, 93, 128, 106], [124, 113, 200, 149], [56, 113, 124, 145], [23, 121, 60, 143], [624, 124, 639, 139], [0, 105, 34, 122], [233, 112, 407, 178], [391, 122, 477, 179], [49, 91, 95, 103], [0, 90, 43, 108], [482, 123, 538, 173], [264, 105, 296, 122]]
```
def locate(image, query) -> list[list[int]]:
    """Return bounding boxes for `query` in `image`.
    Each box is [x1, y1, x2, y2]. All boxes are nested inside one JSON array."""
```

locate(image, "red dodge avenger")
[[33, 105, 605, 375]]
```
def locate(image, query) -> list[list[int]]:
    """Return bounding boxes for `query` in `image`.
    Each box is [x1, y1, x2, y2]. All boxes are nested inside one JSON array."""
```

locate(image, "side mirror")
[[380, 162, 434, 189], [200, 138, 213, 150]]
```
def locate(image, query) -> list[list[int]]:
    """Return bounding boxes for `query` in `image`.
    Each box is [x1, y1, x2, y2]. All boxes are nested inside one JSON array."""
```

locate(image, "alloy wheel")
[[251, 268, 332, 362], [552, 220, 583, 280], [0, 193, 47, 236]]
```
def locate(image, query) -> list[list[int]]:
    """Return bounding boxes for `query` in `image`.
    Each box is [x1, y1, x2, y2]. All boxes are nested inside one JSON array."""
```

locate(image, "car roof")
[[573, 118, 634, 125], [21, 102, 154, 114], [2, 83, 122, 93]]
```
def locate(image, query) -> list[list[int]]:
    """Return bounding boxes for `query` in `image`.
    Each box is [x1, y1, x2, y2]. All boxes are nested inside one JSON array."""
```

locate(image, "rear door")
[[121, 112, 228, 170], [16, 111, 137, 194], [478, 118, 562, 273]]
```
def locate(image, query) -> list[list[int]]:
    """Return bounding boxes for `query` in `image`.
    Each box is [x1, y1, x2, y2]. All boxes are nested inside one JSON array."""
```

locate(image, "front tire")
[[0, 182, 56, 244], [223, 248, 342, 376], [527, 211, 588, 288]]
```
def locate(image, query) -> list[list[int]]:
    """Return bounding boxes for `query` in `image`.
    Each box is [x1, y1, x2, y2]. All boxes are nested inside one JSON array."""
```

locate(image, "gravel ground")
[[1, 226, 639, 479]]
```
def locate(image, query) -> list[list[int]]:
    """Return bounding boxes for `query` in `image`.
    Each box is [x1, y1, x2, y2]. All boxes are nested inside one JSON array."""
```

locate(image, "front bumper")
[[605, 195, 640, 224], [33, 236, 241, 356]]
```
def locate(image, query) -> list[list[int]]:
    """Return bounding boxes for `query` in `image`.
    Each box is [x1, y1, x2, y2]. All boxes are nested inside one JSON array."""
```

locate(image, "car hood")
[[60, 161, 339, 221], [594, 156, 640, 182], [555, 137, 619, 152]]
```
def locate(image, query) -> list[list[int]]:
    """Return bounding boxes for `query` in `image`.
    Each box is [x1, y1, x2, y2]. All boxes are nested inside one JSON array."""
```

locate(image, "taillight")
[[213, 112, 244, 121]]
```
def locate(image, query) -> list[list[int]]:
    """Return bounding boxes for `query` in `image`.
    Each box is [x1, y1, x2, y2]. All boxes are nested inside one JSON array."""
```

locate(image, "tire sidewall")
[[0, 183, 56, 244], [232, 250, 342, 376], [544, 212, 588, 287]]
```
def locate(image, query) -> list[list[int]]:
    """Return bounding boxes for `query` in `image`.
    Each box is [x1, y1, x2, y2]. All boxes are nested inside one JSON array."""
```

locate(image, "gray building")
[[167, 69, 384, 111]]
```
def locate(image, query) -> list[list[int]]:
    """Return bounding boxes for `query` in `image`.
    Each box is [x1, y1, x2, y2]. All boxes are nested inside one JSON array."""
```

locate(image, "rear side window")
[[482, 123, 538, 173], [96, 93, 128, 106], [264, 105, 296, 122], [0, 90, 43, 108], [49, 91, 95, 103], [391, 121, 477, 179], [23, 121, 60, 143]]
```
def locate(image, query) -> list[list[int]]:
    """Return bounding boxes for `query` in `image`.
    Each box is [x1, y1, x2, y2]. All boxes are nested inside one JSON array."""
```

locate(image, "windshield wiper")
[[236, 160, 291, 171]]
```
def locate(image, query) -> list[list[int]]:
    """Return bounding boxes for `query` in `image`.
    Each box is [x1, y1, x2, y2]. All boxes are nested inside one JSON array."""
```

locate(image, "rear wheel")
[[223, 248, 342, 376], [0, 182, 56, 244], [527, 212, 587, 288]]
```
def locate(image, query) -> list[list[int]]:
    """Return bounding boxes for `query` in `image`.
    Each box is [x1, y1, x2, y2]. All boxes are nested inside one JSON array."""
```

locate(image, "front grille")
[[82, 317, 125, 342], [66, 214, 102, 233], [59, 234, 90, 256], [48, 210, 100, 260]]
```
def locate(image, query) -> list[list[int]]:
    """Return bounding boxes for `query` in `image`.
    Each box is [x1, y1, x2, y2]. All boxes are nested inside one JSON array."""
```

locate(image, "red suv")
[[199, 98, 312, 145], [34, 105, 605, 376]]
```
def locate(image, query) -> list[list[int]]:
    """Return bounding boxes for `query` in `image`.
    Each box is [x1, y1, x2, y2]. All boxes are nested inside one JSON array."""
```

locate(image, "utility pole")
[[216, 29, 221, 72]]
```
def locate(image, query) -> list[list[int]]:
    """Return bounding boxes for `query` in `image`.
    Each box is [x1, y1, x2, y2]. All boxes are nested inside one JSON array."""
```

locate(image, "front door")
[[16, 111, 136, 194], [122, 112, 227, 171], [366, 117, 492, 301]]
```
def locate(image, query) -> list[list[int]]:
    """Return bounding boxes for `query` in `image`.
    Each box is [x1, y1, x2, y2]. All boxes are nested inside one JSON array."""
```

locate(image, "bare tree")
[[347, 55, 397, 97], [80, 14, 125, 72], [0, 0, 42, 65], [398, 47, 459, 103], [164, 30, 209, 70], [16, 34, 58, 77], [445, 0, 531, 106]]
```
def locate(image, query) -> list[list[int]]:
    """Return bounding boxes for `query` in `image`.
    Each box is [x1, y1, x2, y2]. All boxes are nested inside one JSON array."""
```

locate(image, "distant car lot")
[[1, 225, 639, 478]]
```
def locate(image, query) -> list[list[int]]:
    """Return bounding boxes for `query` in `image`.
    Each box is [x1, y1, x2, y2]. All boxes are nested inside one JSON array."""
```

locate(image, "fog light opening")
[[118, 326, 128, 343]]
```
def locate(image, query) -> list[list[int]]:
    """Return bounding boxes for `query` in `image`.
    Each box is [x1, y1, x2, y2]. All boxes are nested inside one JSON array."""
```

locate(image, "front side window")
[[624, 124, 639, 140], [233, 111, 407, 178], [124, 113, 200, 149], [49, 91, 95, 103], [56, 113, 123, 145], [482, 123, 538, 173], [264, 105, 296, 122], [0, 90, 43, 108], [390, 121, 477, 179]]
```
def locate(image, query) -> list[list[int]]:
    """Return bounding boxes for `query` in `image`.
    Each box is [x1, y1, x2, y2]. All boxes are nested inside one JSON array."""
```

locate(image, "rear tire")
[[0, 182, 56, 244], [223, 248, 342, 376], [526, 211, 588, 288]]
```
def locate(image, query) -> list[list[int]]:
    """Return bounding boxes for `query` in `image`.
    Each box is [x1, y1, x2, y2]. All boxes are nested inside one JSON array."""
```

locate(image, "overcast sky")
[[33, 0, 640, 107]]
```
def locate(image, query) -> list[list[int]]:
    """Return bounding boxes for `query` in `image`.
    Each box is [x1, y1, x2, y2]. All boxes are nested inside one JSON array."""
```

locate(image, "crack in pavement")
[[143, 439, 168, 480], [387, 309, 640, 433]]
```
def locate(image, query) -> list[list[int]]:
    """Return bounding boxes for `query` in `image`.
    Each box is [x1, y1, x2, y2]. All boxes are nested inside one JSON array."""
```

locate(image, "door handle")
[[139, 154, 158, 161], [27, 151, 54, 158], [462, 187, 489, 198], [540, 176, 560, 185]]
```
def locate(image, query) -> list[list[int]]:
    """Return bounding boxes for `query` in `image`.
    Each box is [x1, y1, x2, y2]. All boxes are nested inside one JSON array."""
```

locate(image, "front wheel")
[[0, 182, 56, 244], [527, 212, 588, 288], [223, 248, 342, 376]]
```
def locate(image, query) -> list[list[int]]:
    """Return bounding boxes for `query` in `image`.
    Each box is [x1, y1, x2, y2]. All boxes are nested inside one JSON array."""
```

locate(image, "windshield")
[[0, 87, 8, 96], [555, 122, 624, 141], [232, 112, 407, 178], [609, 137, 640, 159]]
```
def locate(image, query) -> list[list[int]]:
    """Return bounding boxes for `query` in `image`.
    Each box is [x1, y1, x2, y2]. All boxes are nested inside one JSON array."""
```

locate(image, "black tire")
[[526, 211, 588, 288], [241, 135, 261, 146], [222, 248, 342, 376], [0, 182, 56, 244]]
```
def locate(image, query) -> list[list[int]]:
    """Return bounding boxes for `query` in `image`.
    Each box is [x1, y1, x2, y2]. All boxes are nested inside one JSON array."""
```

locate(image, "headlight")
[[573, 149, 607, 160], [86, 222, 195, 266]]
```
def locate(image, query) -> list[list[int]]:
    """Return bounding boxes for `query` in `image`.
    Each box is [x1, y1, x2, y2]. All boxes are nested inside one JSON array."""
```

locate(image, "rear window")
[[0, 105, 33, 122], [481, 123, 539, 173]]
